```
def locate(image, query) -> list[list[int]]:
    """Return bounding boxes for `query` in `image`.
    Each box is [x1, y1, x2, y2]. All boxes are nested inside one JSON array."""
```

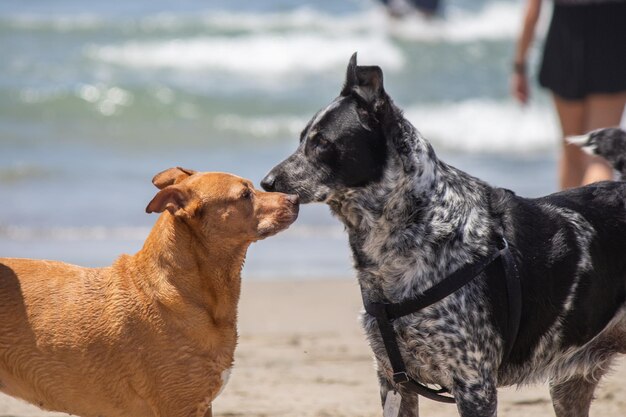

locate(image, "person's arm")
[[511, 0, 542, 104]]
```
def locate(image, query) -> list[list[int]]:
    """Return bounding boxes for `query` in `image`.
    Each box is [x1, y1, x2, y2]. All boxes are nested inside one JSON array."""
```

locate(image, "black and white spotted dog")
[[261, 54, 626, 417]]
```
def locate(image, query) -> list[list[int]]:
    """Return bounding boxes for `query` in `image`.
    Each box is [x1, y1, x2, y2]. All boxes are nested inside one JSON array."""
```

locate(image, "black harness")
[[361, 238, 521, 404]]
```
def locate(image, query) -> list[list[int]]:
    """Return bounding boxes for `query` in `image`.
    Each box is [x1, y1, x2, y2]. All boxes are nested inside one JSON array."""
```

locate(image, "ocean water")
[[1, 0, 564, 279]]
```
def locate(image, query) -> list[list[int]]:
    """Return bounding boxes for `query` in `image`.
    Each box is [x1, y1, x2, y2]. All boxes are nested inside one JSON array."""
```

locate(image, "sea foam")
[[87, 33, 404, 75], [82, 2, 523, 77], [5, 2, 522, 42], [406, 99, 559, 153], [213, 99, 559, 154]]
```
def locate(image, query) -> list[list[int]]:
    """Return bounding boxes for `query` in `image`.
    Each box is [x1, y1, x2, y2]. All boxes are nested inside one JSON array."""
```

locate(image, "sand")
[[1, 279, 624, 417]]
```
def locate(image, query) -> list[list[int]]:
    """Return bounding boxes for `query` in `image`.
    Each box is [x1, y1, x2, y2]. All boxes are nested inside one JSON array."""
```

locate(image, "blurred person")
[[511, 0, 626, 189], [379, 0, 442, 18]]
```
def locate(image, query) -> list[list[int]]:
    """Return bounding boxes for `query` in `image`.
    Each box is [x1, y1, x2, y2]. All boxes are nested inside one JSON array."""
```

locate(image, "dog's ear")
[[354, 65, 385, 105], [145, 186, 188, 215], [152, 167, 197, 190], [341, 52, 358, 96], [340, 53, 386, 107]]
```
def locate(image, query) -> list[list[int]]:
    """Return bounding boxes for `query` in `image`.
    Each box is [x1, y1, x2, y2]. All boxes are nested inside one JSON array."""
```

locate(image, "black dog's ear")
[[354, 65, 385, 105], [340, 53, 386, 107], [341, 52, 358, 96]]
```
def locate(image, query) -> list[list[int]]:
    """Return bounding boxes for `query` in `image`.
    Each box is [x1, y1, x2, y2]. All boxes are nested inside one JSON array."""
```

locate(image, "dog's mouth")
[[261, 169, 331, 205], [281, 203, 300, 226], [256, 202, 299, 239], [275, 183, 331, 205], [292, 190, 328, 205]]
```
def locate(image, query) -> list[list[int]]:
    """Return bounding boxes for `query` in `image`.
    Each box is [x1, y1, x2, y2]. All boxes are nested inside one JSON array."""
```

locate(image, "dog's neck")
[[329, 116, 495, 302], [131, 213, 248, 328]]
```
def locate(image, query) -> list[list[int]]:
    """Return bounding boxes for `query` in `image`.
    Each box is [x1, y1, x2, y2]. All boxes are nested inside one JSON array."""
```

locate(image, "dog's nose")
[[285, 194, 299, 205], [261, 174, 276, 191]]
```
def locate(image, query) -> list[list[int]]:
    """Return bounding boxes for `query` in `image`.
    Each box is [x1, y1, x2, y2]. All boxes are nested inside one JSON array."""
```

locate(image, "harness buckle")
[[393, 371, 410, 384]]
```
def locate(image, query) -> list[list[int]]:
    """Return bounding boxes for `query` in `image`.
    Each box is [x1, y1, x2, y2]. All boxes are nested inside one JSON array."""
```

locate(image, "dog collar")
[[360, 237, 521, 404]]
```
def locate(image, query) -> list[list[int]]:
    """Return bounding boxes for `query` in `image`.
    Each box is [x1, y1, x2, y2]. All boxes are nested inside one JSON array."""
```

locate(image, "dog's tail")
[[567, 127, 626, 180]]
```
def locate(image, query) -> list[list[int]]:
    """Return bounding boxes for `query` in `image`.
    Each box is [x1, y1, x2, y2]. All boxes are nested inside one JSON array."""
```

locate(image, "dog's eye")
[[318, 137, 331, 149], [306, 135, 336, 162], [240, 189, 252, 200], [304, 134, 335, 161], [314, 136, 333, 153]]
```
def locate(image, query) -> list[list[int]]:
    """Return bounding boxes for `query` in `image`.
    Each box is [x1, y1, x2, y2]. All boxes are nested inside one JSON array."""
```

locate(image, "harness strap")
[[500, 238, 521, 362], [362, 238, 520, 404], [370, 308, 457, 403], [364, 247, 503, 320]]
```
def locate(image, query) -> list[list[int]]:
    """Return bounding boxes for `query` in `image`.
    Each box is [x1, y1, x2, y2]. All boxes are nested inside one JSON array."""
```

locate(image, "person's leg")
[[581, 92, 626, 184], [553, 94, 586, 189]]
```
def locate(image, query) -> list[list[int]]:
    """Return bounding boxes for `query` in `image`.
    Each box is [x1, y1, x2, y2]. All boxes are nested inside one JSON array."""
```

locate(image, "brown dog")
[[0, 168, 299, 417]]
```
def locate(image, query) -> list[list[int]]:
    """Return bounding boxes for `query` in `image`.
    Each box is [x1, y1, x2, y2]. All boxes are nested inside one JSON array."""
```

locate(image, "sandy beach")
[[1, 279, 624, 417]]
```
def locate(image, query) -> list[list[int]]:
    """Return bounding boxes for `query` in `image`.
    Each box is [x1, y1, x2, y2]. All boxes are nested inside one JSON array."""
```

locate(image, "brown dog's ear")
[[146, 186, 188, 215], [152, 167, 197, 190]]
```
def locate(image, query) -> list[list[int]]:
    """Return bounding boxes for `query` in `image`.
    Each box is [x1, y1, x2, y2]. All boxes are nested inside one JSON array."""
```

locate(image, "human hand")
[[511, 71, 529, 105]]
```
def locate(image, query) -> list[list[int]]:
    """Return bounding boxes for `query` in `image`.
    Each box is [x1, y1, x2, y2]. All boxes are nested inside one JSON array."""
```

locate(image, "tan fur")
[[0, 169, 299, 417]]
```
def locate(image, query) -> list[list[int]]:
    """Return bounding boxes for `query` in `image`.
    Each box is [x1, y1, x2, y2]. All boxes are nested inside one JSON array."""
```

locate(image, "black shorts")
[[539, 2, 626, 100]]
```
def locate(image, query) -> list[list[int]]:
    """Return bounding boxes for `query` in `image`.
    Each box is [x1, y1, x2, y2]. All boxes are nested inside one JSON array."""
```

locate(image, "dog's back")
[[492, 182, 626, 380]]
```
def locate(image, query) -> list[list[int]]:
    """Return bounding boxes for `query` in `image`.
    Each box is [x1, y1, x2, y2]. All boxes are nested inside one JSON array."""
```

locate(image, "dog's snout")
[[261, 173, 276, 191], [285, 194, 299, 205]]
